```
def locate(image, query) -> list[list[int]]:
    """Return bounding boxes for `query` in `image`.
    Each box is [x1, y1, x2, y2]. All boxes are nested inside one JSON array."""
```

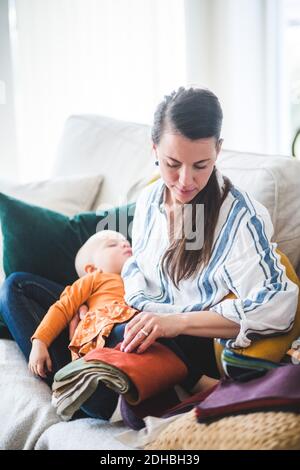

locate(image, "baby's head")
[[75, 230, 132, 278]]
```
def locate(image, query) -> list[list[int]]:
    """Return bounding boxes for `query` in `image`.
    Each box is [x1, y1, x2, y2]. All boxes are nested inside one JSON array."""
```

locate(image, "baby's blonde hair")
[[75, 230, 126, 278]]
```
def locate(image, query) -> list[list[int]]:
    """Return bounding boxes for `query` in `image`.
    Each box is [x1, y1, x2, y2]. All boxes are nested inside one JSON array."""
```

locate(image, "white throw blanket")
[[0, 339, 61, 449], [0, 339, 134, 450]]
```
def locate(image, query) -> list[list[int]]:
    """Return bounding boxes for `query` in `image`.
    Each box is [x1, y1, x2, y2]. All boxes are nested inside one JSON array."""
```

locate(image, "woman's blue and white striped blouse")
[[121, 174, 298, 349]]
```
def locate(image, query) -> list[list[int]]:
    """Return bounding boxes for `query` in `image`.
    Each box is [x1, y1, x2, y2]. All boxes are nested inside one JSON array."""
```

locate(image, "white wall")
[[0, 0, 18, 180]]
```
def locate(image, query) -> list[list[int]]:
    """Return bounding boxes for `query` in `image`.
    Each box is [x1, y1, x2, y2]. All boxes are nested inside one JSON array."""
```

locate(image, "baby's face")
[[93, 234, 132, 274]]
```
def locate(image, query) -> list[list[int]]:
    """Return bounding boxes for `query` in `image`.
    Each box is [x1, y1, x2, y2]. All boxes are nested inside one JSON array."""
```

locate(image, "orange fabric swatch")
[[84, 342, 188, 404]]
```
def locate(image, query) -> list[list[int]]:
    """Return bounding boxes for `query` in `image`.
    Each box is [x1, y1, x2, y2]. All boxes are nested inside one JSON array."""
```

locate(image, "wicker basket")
[[145, 409, 300, 450]]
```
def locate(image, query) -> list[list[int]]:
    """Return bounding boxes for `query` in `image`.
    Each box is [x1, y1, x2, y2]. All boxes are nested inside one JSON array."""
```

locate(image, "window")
[[285, 0, 300, 157]]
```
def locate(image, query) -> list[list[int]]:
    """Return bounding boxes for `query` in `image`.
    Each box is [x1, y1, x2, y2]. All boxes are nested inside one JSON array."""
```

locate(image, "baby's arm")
[[29, 271, 102, 377], [32, 273, 100, 345], [29, 339, 52, 378]]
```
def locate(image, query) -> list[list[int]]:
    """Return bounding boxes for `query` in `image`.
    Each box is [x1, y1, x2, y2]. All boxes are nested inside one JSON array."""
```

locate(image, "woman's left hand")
[[120, 312, 180, 354], [69, 304, 88, 340]]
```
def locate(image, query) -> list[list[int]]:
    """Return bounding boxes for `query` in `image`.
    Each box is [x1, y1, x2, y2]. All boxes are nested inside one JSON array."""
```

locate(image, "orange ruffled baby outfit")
[[32, 270, 138, 360]]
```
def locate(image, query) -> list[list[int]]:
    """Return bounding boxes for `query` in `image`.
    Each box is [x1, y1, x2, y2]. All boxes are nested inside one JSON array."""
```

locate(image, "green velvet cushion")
[[0, 192, 135, 336]]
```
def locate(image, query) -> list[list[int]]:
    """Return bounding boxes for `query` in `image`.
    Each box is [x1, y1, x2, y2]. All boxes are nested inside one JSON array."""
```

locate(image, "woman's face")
[[154, 132, 222, 204]]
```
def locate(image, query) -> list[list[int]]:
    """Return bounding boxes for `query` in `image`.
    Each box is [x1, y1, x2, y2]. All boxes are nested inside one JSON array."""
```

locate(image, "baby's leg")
[[106, 322, 127, 348], [80, 384, 119, 420], [79, 322, 128, 420]]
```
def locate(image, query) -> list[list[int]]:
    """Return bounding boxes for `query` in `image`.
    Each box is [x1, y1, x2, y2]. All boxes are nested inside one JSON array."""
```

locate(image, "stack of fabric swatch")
[[221, 348, 281, 381], [52, 342, 188, 421], [195, 361, 300, 423], [119, 349, 300, 430]]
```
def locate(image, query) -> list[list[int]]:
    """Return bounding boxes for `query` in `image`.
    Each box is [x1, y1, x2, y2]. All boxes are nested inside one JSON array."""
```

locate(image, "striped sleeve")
[[211, 199, 299, 348]]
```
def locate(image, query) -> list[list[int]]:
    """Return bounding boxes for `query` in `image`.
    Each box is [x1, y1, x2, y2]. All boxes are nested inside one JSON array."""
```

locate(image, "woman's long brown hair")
[[151, 87, 232, 287]]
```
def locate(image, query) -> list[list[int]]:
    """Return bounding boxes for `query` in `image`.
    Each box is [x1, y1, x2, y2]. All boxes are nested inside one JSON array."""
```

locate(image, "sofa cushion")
[[0, 339, 61, 449], [52, 114, 156, 207], [0, 174, 104, 216], [217, 150, 300, 276], [0, 192, 135, 286], [34, 418, 133, 450], [0, 338, 134, 450], [0, 174, 104, 284]]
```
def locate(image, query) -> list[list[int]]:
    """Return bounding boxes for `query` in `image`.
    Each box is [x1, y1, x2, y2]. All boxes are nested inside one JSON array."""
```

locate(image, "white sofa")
[[1, 114, 300, 450]]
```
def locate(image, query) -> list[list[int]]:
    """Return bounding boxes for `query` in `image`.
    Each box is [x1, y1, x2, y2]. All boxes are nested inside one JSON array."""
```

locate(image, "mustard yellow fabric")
[[214, 250, 300, 375]]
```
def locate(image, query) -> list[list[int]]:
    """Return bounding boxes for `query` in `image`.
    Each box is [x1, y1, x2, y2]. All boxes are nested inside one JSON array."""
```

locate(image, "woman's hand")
[[29, 339, 52, 378], [69, 304, 88, 340], [120, 312, 180, 354]]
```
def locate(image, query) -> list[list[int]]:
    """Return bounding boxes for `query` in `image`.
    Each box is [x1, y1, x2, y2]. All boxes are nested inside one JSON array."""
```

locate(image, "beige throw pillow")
[[0, 174, 103, 283]]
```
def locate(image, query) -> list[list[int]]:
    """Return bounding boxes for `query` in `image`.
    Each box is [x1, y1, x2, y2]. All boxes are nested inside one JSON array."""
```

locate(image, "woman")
[[120, 86, 298, 376], [0, 86, 298, 420]]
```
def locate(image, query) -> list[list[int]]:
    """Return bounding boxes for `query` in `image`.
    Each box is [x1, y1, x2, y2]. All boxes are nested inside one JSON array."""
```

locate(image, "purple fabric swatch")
[[196, 363, 300, 422]]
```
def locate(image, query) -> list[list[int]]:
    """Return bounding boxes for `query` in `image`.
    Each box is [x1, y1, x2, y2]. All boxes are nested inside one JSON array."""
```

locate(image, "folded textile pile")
[[196, 362, 300, 423], [52, 342, 188, 421], [119, 360, 300, 439], [221, 348, 281, 381], [119, 381, 219, 431], [120, 387, 182, 430], [118, 348, 282, 430]]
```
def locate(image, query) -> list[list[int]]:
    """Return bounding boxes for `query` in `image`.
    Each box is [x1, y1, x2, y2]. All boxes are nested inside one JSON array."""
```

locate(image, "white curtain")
[[184, 0, 289, 156], [10, 0, 186, 182], [7, 0, 291, 182], [0, 0, 18, 180]]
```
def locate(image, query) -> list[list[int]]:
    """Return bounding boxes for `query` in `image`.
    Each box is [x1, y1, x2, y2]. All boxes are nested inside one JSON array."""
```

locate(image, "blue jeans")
[[0, 272, 219, 420], [0, 272, 122, 420]]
